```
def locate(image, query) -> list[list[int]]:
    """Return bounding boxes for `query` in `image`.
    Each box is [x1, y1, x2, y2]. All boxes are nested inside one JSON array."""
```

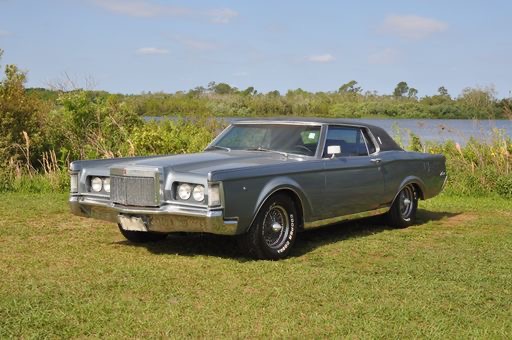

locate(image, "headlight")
[[178, 183, 192, 200], [208, 184, 221, 207], [91, 177, 103, 192], [192, 185, 205, 202], [70, 174, 78, 193], [103, 177, 110, 193]]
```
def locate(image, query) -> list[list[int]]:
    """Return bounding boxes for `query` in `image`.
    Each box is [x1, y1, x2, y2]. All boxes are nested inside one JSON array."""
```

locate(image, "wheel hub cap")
[[399, 186, 415, 219], [272, 222, 283, 232], [263, 205, 290, 249]]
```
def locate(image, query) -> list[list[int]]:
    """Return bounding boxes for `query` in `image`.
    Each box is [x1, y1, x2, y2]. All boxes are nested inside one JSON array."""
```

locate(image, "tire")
[[238, 194, 298, 260], [118, 224, 168, 243], [387, 185, 418, 228]]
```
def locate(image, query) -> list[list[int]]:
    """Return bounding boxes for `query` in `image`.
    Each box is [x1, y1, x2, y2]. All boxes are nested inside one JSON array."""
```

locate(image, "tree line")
[[1, 49, 511, 192], [26, 79, 511, 120]]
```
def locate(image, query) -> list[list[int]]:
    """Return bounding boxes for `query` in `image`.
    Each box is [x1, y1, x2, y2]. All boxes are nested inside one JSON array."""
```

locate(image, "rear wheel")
[[118, 224, 168, 243], [388, 185, 418, 228], [238, 194, 298, 260]]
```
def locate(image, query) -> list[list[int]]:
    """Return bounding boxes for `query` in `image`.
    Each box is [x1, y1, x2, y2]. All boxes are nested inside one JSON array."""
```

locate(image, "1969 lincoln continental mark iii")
[[70, 119, 447, 259]]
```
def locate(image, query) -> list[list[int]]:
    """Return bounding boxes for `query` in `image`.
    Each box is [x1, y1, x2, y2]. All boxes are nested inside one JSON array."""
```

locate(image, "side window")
[[362, 129, 377, 154], [324, 126, 369, 157]]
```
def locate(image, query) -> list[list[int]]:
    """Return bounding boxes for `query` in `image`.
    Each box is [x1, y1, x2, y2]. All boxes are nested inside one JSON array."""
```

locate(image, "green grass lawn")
[[0, 193, 511, 338]]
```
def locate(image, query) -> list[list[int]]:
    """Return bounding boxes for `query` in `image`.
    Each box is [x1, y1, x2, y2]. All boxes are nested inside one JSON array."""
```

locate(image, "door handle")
[[370, 158, 382, 164]]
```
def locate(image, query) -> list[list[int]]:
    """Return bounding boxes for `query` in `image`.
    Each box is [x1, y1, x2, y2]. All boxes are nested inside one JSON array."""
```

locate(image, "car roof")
[[233, 117, 367, 125], [231, 118, 403, 152]]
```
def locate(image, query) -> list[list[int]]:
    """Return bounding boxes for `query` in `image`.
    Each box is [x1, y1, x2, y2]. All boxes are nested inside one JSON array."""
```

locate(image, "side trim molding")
[[304, 207, 390, 229]]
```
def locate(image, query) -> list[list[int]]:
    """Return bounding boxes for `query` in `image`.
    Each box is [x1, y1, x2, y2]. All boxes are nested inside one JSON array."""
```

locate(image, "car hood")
[[80, 150, 299, 177]]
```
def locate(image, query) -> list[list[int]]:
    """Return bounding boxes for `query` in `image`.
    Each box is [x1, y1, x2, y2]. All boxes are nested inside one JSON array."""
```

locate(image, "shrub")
[[419, 131, 512, 198], [131, 117, 226, 155]]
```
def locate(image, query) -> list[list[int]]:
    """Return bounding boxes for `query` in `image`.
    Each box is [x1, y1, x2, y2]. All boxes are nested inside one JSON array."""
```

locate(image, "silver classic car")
[[70, 119, 447, 259]]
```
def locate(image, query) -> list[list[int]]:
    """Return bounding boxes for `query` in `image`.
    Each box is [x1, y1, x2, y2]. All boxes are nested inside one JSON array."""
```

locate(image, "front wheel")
[[118, 224, 168, 243], [387, 185, 418, 228], [238, 194, 298, 260]]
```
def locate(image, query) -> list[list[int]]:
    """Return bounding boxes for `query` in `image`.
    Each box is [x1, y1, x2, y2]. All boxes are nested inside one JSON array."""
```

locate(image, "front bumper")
[[69, 195, 239, 235]]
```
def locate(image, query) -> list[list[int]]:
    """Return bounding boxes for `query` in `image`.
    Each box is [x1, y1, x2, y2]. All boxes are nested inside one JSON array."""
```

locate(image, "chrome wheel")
[[388, 185, 419, 228], [399, 186, 416, 220], [262, 205, 290, 249], [238, 194, 298, 260]]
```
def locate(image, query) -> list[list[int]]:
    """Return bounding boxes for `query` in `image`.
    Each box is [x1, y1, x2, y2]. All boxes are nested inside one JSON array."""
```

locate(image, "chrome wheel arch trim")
[[245, 184, 308, 234], [395, 177, 425, 201]]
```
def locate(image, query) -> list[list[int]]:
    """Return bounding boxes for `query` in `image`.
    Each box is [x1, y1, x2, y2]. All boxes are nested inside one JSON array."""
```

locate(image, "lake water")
[[147, 116, 512, 145], [343, 118, 512, 146]]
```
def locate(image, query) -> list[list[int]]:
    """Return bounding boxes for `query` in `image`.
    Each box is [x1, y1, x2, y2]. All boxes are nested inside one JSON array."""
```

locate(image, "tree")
[[437, 86, 449, 97], [393, 81, 409, 97], [338, 80, 362, 94], [207, 81, 236, 95], [407, 88, 418, 99], [241, 86, 257, 96], [458, 86, 498, 118], [0, 49, 42, 168], [188, 86, 206, 96]]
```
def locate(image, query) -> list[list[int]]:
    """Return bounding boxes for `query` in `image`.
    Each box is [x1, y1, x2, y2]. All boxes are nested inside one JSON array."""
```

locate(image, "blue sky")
[[1, 0, 511, 97]]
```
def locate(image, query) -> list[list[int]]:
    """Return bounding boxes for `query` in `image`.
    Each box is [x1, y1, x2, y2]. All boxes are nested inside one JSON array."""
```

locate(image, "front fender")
[[222, 176, 313, 234], [249, 177, 313, 231]]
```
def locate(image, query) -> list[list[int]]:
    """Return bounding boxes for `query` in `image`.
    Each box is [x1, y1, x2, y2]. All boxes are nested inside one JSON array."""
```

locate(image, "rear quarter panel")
[[380, 151, 446, 203]]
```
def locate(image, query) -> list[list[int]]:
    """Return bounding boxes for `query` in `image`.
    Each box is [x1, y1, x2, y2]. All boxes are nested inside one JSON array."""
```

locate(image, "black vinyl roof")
[[363, 124, 403, 152], [233, 118, 403, 152]]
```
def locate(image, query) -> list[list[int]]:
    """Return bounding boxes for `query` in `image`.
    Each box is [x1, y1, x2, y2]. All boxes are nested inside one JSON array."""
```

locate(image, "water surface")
[[147, 116, 512, 145]]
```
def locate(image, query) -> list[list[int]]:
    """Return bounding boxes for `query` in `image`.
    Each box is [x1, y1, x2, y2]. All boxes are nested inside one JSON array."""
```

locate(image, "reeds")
[[409, 128, 512, 197]]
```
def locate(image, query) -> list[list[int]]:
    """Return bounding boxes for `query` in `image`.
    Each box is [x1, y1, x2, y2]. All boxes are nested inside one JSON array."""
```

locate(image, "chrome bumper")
[[69, 196, 239, 235]]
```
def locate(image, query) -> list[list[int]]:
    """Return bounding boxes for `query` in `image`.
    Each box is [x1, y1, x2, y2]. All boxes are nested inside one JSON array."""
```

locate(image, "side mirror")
[[327, 145, 341, 159]]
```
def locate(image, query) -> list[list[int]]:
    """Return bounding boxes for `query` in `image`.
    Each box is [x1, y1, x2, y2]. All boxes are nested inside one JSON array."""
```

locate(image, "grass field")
[[1, 193, 511, 338]]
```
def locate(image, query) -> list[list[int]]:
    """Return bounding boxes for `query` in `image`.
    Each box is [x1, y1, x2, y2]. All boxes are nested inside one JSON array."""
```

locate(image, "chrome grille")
[[110, 175, 159, 207]]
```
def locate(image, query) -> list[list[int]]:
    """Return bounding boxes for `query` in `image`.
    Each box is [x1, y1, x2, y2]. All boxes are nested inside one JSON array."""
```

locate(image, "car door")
[[321, 125, 385, 219]]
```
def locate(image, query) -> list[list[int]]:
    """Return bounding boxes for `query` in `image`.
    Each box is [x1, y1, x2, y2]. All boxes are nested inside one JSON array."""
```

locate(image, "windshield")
[[212, 124, 321, 156]]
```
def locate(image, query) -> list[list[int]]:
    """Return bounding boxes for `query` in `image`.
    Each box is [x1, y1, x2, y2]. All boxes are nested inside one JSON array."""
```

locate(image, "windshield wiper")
[[207, 145, 231, 152], [246, 147, 288, 157]]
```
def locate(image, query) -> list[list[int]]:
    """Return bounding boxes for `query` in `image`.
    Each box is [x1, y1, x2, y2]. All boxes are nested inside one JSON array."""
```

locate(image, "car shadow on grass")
[[115, 209, 460, 260], [115, 233, 243, 260], [291, 209, 460, 257]]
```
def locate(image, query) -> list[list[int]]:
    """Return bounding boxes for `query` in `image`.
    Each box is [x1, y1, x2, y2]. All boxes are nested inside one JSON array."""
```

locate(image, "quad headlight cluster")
[[89, 176, 110, 193], [177, 183, 205, 202], [175, 183, 221, 206]]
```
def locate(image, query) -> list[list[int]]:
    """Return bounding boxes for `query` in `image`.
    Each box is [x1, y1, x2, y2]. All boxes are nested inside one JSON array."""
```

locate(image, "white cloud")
[[92, 0, 238, 24], [368, 48, 400, 65], [306, 54, 336, 63], [380, 15, 448, 40], [0, 30, 11, 37], [207, 8, 238, 24], [136, 47, 169, 55]]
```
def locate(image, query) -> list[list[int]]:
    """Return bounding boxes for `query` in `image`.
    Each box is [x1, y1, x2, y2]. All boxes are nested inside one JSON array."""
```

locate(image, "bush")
[[51, 91, 143, 160], [131, 118, 226, 155], [418, 131, 512, 198], [1, 49, 511, 194]]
